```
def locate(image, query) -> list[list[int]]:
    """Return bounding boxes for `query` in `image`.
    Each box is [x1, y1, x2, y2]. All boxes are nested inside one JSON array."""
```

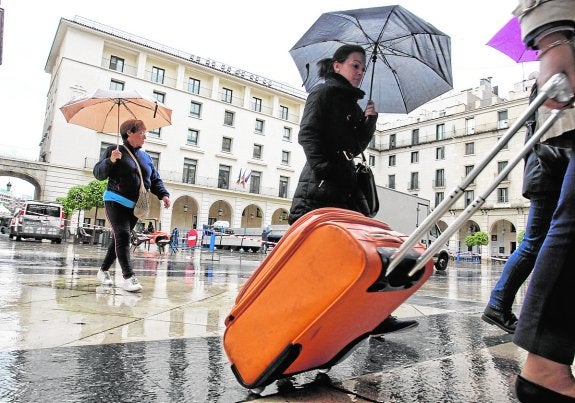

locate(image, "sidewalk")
[[0, 236, 559, 402]]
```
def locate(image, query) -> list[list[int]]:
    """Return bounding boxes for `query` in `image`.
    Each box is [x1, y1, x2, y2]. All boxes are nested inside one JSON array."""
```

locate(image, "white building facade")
[[41, 17, 307, 232]]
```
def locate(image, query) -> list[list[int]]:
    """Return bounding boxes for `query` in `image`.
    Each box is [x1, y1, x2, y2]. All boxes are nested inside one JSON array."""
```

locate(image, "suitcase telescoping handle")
[[386, 73, 574, 279]]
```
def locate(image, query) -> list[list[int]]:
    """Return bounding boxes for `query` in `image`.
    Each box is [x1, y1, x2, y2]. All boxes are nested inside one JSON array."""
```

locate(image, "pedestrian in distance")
[[93, 119, 170, 292], [482, 82, 569, 334], [512, 0, 575, 401], [288, 44, 417, 335]]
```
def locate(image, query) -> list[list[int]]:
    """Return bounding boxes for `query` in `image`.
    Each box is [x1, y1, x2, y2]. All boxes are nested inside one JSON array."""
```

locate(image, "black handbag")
[[356, 152, 379, 218]]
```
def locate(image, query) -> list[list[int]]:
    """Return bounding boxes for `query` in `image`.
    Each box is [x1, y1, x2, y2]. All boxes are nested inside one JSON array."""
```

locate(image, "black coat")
[[93, 142, 170, 203], [289, 73, 377, 224]]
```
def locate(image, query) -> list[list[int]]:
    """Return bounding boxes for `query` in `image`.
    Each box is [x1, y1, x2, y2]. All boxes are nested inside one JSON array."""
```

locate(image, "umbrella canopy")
[[486, 17, 538, 63], [59, 89, 172, 139], [289, 5, 453, 114]]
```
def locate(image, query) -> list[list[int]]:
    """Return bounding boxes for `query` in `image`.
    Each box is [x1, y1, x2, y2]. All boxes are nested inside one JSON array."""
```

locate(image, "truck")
[[372, 186, 452, 271]]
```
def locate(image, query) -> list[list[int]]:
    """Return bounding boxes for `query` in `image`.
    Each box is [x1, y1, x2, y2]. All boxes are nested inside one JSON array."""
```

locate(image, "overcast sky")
[[0, 0, 536, 197]]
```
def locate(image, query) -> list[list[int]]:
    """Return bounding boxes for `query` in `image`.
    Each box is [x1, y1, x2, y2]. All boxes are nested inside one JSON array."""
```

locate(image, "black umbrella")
[[289, 5, 453, 113]]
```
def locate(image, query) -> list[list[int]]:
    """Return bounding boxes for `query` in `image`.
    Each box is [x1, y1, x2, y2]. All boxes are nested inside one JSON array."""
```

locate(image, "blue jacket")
[[93, 142, 170, 203]]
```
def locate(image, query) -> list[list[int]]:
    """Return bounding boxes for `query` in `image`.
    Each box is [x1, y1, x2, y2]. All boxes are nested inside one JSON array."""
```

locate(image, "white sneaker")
[[123, 276, 142, 292], [97, 269, 113, 286]]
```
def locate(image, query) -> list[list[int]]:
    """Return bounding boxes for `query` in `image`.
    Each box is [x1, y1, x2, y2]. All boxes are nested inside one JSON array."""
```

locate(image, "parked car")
[[0, 216, 10, 234], [9, 201, 65, 243]]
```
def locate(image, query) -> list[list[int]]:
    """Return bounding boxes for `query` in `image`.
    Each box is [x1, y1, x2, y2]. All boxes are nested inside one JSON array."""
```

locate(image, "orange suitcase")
[[223, 207, 434, 390]]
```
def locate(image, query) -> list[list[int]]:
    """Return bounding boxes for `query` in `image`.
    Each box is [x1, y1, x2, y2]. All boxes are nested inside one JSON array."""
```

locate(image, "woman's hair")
[[317, 44, 366, 78], [119, 119, 145, 140]]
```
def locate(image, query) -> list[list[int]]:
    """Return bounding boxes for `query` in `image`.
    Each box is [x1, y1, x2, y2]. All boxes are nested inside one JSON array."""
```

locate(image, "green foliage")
[[58, 180, 107, 217], [464, 234, 476, 247], [517, 230, 525, 244], [464, 231, 489, 248], [83, 180, 106, 211]]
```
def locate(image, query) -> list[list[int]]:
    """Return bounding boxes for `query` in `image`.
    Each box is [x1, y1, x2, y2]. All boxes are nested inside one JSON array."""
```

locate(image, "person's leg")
[[104, 201, 137, 279], [514, 157, 575, 397], [485, 192, 559, 321]]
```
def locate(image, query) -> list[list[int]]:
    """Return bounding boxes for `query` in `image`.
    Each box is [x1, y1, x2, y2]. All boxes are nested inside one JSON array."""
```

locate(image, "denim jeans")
[[488, 191, 560, 311], [514, 156, 575, 365], [101, 201, 139, 279]]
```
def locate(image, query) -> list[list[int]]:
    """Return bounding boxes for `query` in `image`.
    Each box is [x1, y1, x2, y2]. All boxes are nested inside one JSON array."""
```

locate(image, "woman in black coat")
[[288, 44, 417, 335], [289, 44, 377, 224]]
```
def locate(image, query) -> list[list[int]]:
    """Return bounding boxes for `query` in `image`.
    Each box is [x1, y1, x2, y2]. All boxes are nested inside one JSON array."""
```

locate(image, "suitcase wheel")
[[249, 387, 265, 395]]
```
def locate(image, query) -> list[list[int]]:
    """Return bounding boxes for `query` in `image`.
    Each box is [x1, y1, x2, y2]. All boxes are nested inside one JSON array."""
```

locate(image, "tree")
[[517, 230, 525, 245], [464, 231, 489, 253]]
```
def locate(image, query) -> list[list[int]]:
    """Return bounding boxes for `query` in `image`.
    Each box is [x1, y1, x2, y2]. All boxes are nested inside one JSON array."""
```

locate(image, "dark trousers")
[[488, 191, 560, 311], [514, 156, 575, 365], [101, 201, 138, 279]]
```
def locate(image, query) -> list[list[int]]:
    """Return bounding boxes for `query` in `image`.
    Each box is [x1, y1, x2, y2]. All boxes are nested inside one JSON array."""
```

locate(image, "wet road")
[[0, 235, 559, 402]]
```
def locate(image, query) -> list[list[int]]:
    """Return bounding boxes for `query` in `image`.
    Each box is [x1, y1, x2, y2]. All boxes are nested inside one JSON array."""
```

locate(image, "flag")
[[242, 170, 251, 188], [240, 169, 247, 188], [236, 168, 242, 185]]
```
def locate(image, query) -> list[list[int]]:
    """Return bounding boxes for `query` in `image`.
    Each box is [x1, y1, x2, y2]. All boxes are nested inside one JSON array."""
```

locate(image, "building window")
[[498, 110, 509, 129], [465, 142, 475, 155], [182, 158, 197, 184], [368, 137, 376, 148], [411, 151, 419, 163], [109, 80, 124, 91], [249, 171, 261, 194], [436, 146, 445, 160], [96, 219, 105, 228], [498, 187, 509, 203], [187, 129, 199, 146], [280, 105, 289, 120], [411, 129, 420, 145], [147, 151, 160, 170], [109, 55, 124, 72], [497, 136, 509, 150], [253, 144, 263, 159], [465, 165, 475, 184], [99, 142, 115, 158], [281, 150, 290, 165], [388, 174, 396, 189], [465, 117, 475, 134], [224, 110, 235, 126], [435, 169, 445, 187], [389, 133, 396, 149], [388, 155, 396, 166], [465, 190, 474, 207], [252, 97, 262, 112], [188, 77, 200, 95], [222, 87, 233, 103], [435, 192, 444, 208], [255, 119, 264, 134], [221, 137, 232, 153], [410, 172, 419, 190], [283, 127, 292, 141], [279, 176, 289, 198], [151, 66, 165, 84], [436, 123, 445, 140], [153, 91, 165, 104], [148, 127, 161, 139], [190, 101, 202, 118], [218, 165, 231, 189], [498, 160, 509, 181], [368, 155, 375, 166]]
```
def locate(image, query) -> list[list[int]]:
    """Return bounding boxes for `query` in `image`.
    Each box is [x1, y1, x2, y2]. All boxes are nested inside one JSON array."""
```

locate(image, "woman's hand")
[[162, 196, 171, 209], [110, 149, 122, 163], [536, 33, 575, 109], [364, 100, 377, 117]]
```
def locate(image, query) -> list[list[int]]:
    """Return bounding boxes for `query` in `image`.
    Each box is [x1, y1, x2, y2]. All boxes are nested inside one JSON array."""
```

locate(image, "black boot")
[[482, 305, 518, 334], [371, 315, 418, 337]]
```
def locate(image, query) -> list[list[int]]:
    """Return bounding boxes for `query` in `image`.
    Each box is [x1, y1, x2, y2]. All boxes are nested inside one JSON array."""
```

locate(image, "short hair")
[[317, 44, 366, 78], [119, 119, 145, 140]]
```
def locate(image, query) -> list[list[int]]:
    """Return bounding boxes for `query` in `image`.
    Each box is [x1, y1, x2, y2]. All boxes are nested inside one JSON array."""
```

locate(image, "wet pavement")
[[0, 235, 569, 402]]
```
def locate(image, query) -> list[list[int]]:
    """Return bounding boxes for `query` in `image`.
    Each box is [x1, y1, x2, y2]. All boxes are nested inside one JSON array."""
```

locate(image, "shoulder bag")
[[355, 152, 379, 218], [124, 147, 150, 219]]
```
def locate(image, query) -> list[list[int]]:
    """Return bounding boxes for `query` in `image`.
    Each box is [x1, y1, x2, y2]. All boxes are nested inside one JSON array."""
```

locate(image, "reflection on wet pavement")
[[0, 236, 571, 402]]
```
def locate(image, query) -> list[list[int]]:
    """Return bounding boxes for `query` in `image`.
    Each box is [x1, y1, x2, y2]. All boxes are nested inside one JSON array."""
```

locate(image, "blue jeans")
[[101, 201, 139, 279], [514, 156, 575, 365], [488, 191, 560, 311]]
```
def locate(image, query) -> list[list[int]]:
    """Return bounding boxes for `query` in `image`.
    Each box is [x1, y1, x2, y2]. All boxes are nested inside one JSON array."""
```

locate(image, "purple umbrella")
[[486, 16, 538, 63]]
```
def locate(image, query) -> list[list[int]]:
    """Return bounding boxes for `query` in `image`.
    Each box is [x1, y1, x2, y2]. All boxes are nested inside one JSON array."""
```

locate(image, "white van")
[[9, 201, 65, 243]]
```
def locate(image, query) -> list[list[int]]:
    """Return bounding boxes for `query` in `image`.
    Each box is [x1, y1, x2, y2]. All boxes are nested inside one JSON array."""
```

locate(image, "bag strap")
[[123, 146, 145, 190]]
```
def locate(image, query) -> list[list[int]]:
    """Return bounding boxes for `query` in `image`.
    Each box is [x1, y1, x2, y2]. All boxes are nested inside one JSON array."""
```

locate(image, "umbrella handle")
[[368, 45, 378, 101]]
